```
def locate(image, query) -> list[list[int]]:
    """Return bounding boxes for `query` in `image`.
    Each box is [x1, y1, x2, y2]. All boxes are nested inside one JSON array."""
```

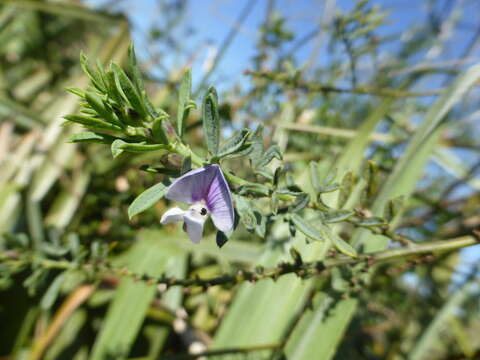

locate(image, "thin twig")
[[6, 236, 476, 290], [246, 70, 444, 97]]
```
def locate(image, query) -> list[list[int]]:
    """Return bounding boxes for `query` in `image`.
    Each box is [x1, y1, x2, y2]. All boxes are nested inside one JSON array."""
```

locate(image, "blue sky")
[[87, 0, 480, 89], [89, 0, 480, 90]]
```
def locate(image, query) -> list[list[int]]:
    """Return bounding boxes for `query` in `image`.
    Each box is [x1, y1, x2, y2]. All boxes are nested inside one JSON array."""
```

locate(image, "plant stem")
[[8, 236, 476, 290]]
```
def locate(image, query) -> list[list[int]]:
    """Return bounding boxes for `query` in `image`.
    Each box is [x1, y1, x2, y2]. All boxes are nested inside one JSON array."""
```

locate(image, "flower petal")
[[206, 166, 234, 232], [165, 165, 217, 204], [183, 212, 206, 243], [160, 207, 185, 224]]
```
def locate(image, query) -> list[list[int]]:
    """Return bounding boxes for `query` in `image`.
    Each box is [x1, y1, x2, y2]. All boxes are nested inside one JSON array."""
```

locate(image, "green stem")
[[172, 142, 204, 167]]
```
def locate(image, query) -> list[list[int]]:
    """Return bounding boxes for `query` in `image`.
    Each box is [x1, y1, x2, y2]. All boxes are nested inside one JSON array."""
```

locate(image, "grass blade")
[[90, 232, 184, 359]]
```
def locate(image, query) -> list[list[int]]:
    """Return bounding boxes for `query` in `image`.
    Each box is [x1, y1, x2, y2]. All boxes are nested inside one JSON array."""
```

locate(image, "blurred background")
[[0, 0, 480, 359]]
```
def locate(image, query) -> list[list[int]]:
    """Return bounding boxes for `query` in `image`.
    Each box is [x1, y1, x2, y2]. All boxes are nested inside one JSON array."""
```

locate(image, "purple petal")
[[183, 213, 205, 243], [165, 166, 217, 204], [206, 166, 234, 232]]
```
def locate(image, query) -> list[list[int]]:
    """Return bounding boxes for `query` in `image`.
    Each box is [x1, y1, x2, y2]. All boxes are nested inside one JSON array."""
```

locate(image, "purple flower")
[[160, 164, 234, 243]]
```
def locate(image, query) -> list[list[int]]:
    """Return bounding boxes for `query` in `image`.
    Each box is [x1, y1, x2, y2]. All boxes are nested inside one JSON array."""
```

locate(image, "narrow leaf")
[[217, 129, 250, 158], [111, 63, 147, 118], [324, 226, 357, 258], [354, 216, 386, 227], [68, 131, 114, 144], [128, 183, 167, 219], [309, 161, 321, 193], [238, 183, 271, 197], [258, 145, 282, 168], [127, 44, 146, 95], [338, 171, 355, 208], [323, 210, 355, 224], [290, 193, 310, 213], [111, 139, 168, 158], [177, 69, 192, 138], [291, 214, 324, 242], [202, 86, 220, 155], [80, 51, 106, 92], [63, 114, 122, 132], [85, 91, 121, 126]]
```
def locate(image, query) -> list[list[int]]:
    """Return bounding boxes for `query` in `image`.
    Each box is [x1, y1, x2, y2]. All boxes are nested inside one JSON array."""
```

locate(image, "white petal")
[[160, 207, 185, 224], [183, 212, 206, 244]]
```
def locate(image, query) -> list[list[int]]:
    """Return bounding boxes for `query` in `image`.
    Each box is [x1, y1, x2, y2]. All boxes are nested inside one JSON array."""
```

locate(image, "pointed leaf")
[[323, 210, 355, 224], [63, 114, 122, 132], [324, 227, 357, 258], [80, 51, 106, 92], [177, 69, 192, 138], [128, 182, 167, 219], [291, 214, 324, 242], [111, 63, 147, 118], [217, 129, 250, 158], [69, 131, 115, 144], [202, 86, 220, 155]]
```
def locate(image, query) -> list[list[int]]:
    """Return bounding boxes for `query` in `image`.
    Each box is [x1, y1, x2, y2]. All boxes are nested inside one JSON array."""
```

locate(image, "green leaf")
[[318, 183, 340, 194], [234, 195, 257, 231], [202, 86, 220, 155], [323, 210, 355, 224], [177, 69, 192, 138], [85, 91, 121, 126], [111, 63, 147, 119], [354, 216, 386, 227], [254, 210, 267, 238], [104, 70, 125, 107], [258, 145, 282, 168], [337, 171, 355, 208], [66, 87, 85, 98], [290, 193, 310, 213], [324, 226, 357, 258], [111, 139, 125, 158], [383, 195, 405, 222], [255, 168, 274, 181], [80, 51, 106, 92], [40, 272, 66, 310], [248, 125, 265, 167], [322, 168, 337, 187], [291, 214, 324, 242], [309, 161, 321, 193], [111, 139, 169, 158], [238, 183, 271, 197], [127, 44, 146, 96], [128, 182, 167, 219], [363, 160, 379, 199], [217, 129, 250, 158], [68, 131, 114, 144], [63, 114, 122, 132]]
